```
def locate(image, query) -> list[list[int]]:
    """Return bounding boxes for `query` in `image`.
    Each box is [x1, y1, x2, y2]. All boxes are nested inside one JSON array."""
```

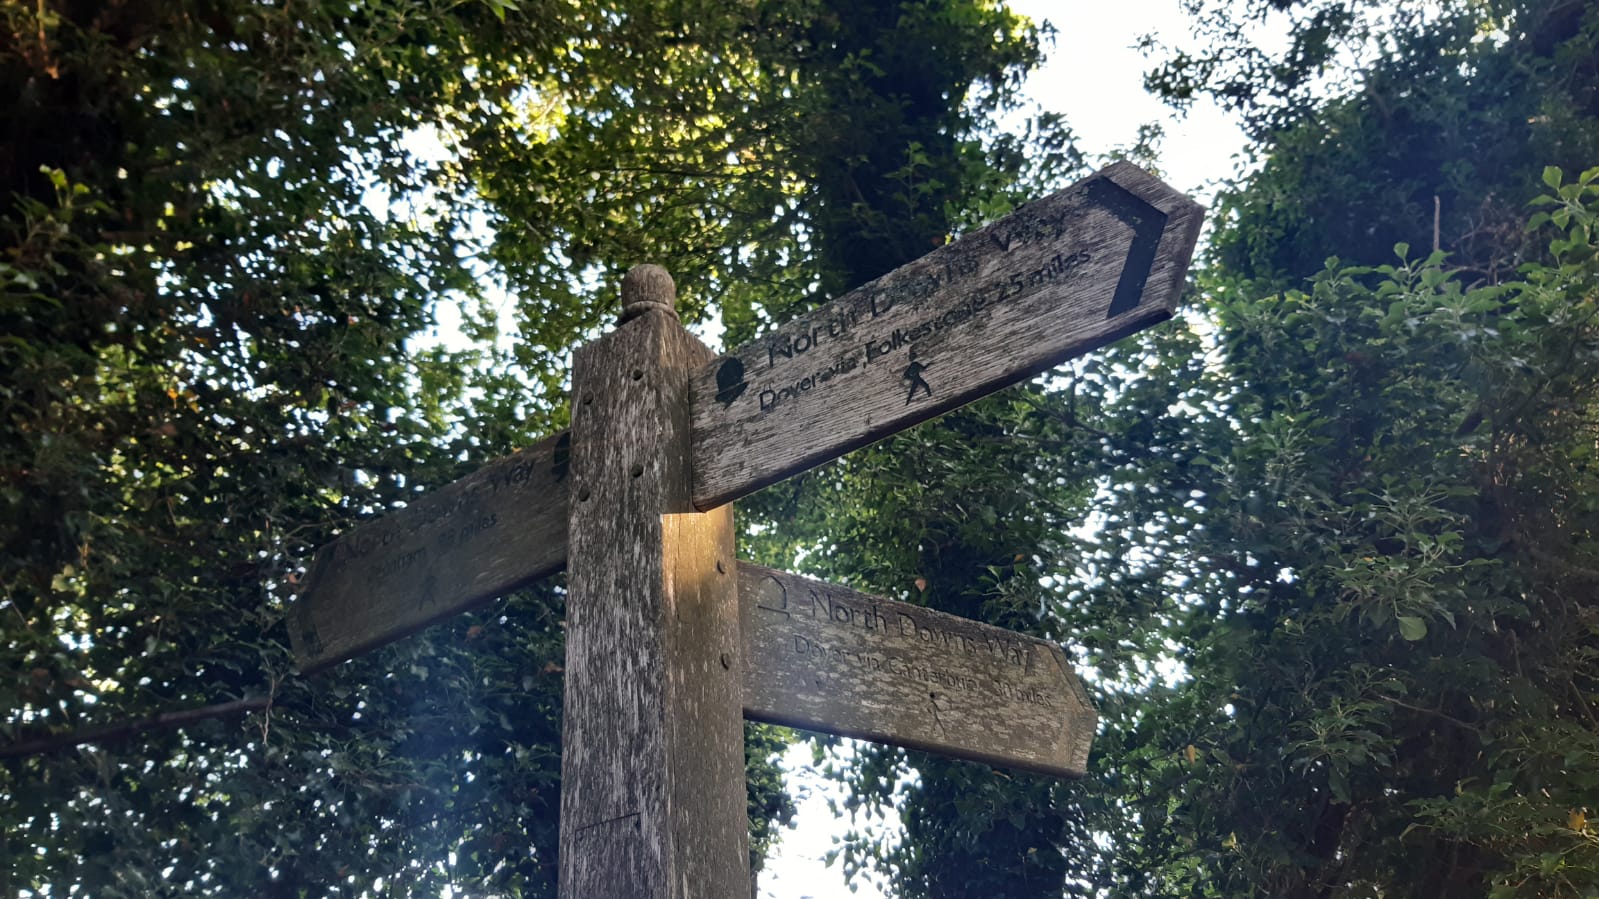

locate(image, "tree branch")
[[1522, 541, 1599, 582], [0, 695, 271, 759], [1374, 693, 1483, 738]]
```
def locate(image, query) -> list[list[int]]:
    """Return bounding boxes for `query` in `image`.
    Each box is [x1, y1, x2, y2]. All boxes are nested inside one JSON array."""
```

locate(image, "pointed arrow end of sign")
[[1089, 162, 1206, 322], [1047, 645, 1100, 777]]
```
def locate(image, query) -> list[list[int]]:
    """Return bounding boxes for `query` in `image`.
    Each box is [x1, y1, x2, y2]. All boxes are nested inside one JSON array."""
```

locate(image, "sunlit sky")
[[758, 2, 1252, 896]]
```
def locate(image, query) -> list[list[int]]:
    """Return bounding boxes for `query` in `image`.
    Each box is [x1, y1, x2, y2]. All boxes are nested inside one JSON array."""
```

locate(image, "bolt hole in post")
[[630, 463, 644, 478], [631, 369, 643, 381], [578, 487, 591, 502]]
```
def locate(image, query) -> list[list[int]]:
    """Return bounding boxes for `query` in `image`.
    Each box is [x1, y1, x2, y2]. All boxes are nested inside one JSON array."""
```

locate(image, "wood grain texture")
[[690, 161, 1204, 509], [288, 431, 571, 672], [559, 275, 748, 898], [738, 564, 1097, 777]]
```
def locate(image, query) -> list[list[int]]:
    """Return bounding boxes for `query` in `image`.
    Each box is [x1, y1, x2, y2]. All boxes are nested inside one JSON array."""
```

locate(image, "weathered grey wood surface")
[[739, 564, 1098, 777], [559, 266, 749, 899], [689, 161, 1203, 509], [288, 430, 570, 672]]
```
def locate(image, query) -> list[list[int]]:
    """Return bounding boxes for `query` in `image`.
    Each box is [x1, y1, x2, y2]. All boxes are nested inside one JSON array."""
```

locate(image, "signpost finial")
[[619, 263, 679, 324]]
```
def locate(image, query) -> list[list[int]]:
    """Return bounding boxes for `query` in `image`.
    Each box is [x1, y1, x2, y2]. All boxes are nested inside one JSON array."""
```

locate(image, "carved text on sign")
[[726, 246, 1097, 419], [690, 162, 1204, 510], [754, 575, 1034, 671]]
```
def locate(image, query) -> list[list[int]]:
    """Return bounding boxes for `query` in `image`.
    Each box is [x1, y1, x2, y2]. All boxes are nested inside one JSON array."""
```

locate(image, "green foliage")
[[1152, 0, 1599, 283], [2, 3, 505, 890], [1109, 7, 1599, 892], [0, 0, 1052, 895], [1052, 171, 1599, 897]]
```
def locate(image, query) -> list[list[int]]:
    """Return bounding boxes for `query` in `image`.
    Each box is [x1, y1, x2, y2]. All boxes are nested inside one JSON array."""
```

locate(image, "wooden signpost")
[[288, 162, 1202, 897]]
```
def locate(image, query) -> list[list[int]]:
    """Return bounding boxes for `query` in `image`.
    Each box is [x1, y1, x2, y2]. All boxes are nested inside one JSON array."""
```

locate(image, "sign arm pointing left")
[[288, 430, 571, 672]]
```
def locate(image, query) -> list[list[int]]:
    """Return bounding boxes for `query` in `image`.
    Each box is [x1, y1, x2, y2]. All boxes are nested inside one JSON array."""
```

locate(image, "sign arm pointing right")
[[688, 161, 1203, 511], [738, 564, 1097, 777]]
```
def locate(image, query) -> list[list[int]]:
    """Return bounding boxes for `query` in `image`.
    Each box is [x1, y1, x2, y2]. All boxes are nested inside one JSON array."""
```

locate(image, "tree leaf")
[[1397, 616, 1428, 642]]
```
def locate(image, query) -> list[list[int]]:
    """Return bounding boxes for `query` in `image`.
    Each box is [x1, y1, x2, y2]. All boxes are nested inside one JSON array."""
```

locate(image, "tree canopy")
[[4, 0, 1599, 897], [1049, 2, 1599, 894]]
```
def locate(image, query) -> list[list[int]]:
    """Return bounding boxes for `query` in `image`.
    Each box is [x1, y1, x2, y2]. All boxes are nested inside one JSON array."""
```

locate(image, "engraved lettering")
[[764, 311, 860, 368], [741, 229, 1092, 419], [325, 464, 529, 579], [757, 351, 861, 413], [772, 602, 1056, 710]]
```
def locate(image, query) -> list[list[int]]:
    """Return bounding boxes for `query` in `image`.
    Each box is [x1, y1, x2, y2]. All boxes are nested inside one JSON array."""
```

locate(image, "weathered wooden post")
[[559, 266, 749, 896]]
